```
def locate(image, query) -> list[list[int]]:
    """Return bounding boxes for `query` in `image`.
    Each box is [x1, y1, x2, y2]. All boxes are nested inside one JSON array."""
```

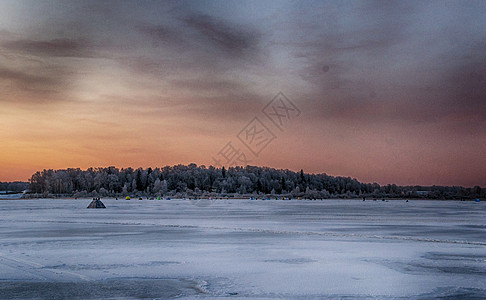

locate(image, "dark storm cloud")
[[0, 66, 69, 103], [117, 55, 171, 77], [292, 1, 413, 87], [0, 37, 95, 103], [138, 24, 184, 48], [171, 78, 245, 92], [427, 53, 486, 134], [133, 13, 264, 84], [443, 57, 486, 111], [0, 67, 56, 86], [286, 0, 486, 134], [2, 38, 93, 58], [184, 14, 261, 56]]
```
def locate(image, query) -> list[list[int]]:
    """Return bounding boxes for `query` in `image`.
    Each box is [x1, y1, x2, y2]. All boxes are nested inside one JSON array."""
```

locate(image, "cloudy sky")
[[0, 0, 485, 186]]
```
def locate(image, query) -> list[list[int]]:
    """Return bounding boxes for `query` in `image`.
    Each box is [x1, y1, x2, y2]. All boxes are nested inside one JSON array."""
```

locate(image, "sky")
[[0, 0, 485, 187]]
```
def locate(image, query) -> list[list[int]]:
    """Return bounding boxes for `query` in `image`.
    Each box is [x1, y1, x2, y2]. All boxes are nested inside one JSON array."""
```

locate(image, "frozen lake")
[[0, 198, 485, 299]]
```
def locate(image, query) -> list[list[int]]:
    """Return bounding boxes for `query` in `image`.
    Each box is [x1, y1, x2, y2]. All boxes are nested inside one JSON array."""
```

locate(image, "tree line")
[[0, 181, 29, 193], [24, 164, 484, 200]]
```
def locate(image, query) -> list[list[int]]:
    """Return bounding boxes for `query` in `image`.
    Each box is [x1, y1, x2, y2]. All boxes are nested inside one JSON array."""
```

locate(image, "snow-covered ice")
[[0, 198, 484, 299]]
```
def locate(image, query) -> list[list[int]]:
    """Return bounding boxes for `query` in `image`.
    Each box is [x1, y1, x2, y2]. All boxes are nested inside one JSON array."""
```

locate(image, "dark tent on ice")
[[87, 198, 106, 208]]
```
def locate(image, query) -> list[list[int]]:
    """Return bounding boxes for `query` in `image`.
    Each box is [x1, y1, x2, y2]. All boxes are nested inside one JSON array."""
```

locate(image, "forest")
[[0, 181, 29, 193], [23, 164, 485, 200]]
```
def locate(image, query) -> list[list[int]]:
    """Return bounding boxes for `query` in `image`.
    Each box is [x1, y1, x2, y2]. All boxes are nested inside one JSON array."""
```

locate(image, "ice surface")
[[0, 198, 485, 299]]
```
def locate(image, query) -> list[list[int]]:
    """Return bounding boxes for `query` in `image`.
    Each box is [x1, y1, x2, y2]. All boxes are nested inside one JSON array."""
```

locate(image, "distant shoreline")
[[2, 196, 480, 202]]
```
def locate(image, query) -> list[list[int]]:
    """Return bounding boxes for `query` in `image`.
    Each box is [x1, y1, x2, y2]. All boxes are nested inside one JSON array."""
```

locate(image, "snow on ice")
[[0, 198, 485, 299]]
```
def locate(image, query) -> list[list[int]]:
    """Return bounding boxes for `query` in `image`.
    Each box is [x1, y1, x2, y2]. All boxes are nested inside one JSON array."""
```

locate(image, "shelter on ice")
[[87, 198, 106, 208]]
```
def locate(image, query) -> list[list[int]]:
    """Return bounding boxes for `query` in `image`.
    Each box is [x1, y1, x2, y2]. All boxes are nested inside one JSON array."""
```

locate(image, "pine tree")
[[136, 170, 143, 191]]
